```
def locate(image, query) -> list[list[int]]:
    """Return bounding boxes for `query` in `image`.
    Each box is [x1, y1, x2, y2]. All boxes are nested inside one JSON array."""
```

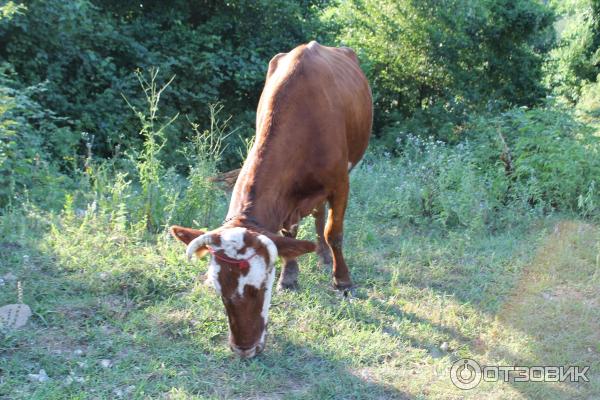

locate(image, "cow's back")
[[257, 41, 372, 168]]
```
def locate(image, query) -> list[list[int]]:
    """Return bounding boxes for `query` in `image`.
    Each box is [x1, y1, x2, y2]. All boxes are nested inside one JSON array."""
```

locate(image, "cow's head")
[[170, 225, 315, 357]]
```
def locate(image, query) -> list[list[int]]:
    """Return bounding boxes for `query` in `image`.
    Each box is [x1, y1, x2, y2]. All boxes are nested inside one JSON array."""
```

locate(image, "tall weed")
[[123, 68, 178, 232], [167, 103, 234, 229], [62, 69, 231, 238]]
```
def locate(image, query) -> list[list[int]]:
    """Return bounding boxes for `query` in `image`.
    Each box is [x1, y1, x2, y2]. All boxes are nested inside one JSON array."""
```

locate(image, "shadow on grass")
[[0, 227, 413, 399], [3, 211, 593, 399], [140, 338, 414, 399]]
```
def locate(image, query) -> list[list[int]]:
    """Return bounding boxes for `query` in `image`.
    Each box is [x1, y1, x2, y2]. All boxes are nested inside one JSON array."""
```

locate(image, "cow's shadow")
[[239, 339, 413, 399]]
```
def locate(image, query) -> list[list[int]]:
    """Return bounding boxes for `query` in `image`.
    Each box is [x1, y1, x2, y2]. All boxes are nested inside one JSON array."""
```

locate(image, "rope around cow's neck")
[[206, 246, 257, 270], [222, 214, 265, 231]]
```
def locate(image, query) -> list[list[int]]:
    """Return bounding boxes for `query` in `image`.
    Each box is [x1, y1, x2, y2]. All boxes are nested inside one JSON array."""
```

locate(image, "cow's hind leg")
[[325, 179, 353, 289], [313, 203, 332, 267], [277, 226, 300, 291]]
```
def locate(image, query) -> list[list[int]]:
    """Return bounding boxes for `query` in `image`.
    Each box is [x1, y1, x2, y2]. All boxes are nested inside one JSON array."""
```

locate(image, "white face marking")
[[207, 258, 222, 295], [218, 227, 247, 258], [205, 227, 247, 295], [261, 268, 276, 324], [257, 234, 278, 265], [348, 161, 353, 171], [236, 253, 267, 296], [206, 230, 279, 317]]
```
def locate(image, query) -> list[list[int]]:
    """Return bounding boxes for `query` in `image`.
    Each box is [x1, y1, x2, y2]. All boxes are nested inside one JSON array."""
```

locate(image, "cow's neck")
[[226, 108, 312, 234], [226, 171, 292, 234]]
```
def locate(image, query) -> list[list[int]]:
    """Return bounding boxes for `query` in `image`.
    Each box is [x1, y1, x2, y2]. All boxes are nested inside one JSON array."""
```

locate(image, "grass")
[[1, 161, 599, 399]]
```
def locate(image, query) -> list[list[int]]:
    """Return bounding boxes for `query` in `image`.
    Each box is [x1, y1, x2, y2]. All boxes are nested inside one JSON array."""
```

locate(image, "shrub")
[[466, 106, 600, 214], [0, 0, 325, 167], [545, 0, 600, 102], [322, 0, 555, 141], [0, 64, 75, 210], [350, 105, 600, 235], [575, 79, 600, 120]]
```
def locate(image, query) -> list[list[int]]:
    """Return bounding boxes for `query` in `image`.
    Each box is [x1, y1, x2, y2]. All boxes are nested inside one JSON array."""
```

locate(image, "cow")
[[170, 41, 372, 358]]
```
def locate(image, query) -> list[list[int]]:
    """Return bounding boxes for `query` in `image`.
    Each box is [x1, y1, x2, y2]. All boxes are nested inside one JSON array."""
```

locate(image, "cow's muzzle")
[[229, 335, 266, 358], [230, 342, 265, 358]]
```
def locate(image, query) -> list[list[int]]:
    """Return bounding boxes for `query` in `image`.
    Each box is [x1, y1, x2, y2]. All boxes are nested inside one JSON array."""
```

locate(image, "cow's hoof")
[[277, 280, 299, 291], [333, 278, 354, 291]]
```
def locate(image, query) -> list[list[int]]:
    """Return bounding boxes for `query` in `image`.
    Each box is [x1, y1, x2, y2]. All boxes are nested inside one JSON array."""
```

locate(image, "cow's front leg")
[[278, 225, 300, 290], [325, 179, 353, 289]]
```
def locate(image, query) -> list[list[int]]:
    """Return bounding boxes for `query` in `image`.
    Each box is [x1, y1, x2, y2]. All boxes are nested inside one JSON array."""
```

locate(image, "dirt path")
[[492, 221, 600, 398]]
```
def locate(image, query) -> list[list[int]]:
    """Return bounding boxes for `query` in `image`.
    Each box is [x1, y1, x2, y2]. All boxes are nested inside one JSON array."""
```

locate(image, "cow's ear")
[[170, 226, 211, 258], [267, 235, 316, 259], [170, 226, 206, 245]]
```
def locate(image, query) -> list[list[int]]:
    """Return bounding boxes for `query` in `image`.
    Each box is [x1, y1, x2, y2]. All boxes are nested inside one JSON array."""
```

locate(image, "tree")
[[322, 0, 554, 142], [545, 0, 600, 102]]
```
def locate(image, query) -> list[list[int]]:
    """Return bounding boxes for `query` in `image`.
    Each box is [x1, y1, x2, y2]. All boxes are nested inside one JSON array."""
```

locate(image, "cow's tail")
[[209, 168, 241, 191]]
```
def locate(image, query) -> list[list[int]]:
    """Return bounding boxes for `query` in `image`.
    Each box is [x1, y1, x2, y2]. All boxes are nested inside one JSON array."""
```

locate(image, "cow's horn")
[[186, 233, 214, 260]]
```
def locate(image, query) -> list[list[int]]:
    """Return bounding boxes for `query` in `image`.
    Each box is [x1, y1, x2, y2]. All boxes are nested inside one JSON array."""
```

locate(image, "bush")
[[322, 0, 555, 141], [545, 0, 600, 102], [466, 106, 600, 214], [0, 0, 325, 168], [349, 105, 600, 235], [575, 79, 600, 120], [0, 63, 75, 210]]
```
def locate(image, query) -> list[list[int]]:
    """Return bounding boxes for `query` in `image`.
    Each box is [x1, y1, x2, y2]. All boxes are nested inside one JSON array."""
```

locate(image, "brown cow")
[[171, 41, 372, 357]]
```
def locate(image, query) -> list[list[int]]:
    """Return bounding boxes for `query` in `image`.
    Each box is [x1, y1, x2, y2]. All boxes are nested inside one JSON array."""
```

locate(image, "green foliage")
[[1, 0, 561, 164], [123, 69, 179, 232], [545, 0, 600, 102], [466, 106, 600, 214], [169, 103, 234, 229], [75, 69, 229, 234], [323, 0, 554, 141], [0, 1, 25, 19], [1, 0, 599, 226], [0, 64, 75, 209], [0, 0, 324, 167], [351, 106, 600, 234], [353, 139, 507, 233], [576, 79, 600, 119]]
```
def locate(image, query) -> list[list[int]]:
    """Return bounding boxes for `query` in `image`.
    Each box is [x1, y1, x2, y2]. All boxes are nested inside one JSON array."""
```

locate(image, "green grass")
[[1, 165, 599, 399]]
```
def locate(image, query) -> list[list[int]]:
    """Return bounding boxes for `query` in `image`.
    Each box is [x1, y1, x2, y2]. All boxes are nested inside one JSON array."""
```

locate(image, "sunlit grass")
[[1, 168, 599, 398]]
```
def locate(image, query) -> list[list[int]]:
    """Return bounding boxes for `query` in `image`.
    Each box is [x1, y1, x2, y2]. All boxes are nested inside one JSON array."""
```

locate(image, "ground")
[[0, 207, 599, 399]]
